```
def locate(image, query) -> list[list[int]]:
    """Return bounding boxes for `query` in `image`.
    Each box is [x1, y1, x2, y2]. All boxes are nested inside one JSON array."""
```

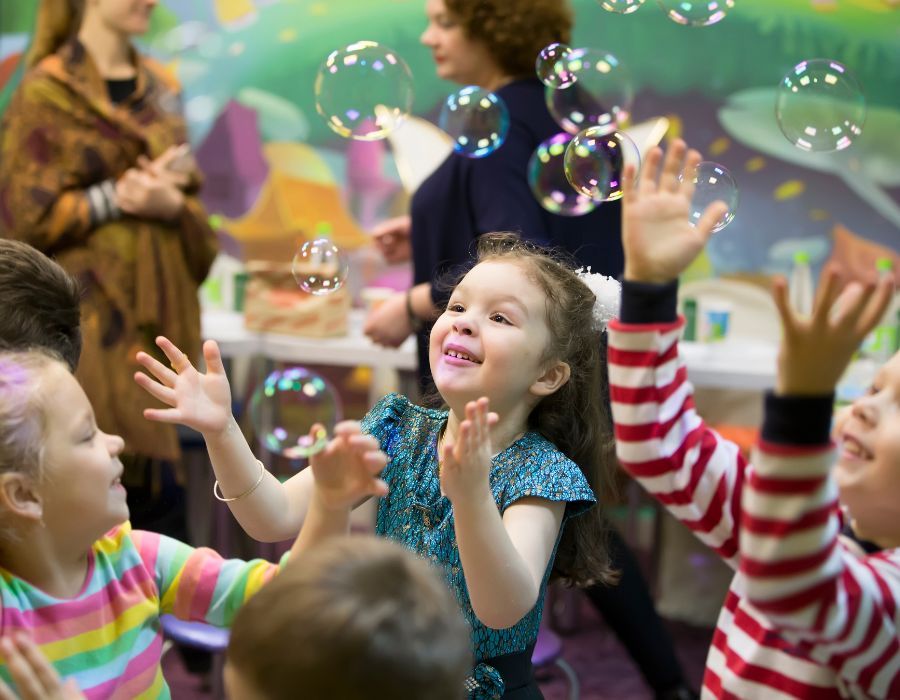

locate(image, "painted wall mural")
[[1, 0, 897, 280]]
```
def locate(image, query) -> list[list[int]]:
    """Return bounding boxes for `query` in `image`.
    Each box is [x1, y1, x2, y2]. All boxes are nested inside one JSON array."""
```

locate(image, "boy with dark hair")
[[0, 239, 82, 371]]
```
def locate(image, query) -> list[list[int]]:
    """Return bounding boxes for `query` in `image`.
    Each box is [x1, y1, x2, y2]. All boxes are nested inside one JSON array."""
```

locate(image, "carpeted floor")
[[161, 591, 713, 699]]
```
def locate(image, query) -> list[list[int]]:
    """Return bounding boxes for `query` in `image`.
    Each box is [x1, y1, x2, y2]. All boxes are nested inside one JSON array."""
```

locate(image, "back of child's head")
[[0, 350, 61, 533], [474, 232, 619, 587], [0, 240, 82, 371], [226, 535, 472, 700]]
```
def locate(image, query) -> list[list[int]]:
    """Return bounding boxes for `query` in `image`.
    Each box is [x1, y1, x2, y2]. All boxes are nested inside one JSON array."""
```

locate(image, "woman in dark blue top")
[[364, 1, 695, 699]]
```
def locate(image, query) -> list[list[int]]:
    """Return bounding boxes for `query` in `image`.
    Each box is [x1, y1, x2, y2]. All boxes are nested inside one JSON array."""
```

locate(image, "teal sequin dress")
[[361, 394, 596, 697]]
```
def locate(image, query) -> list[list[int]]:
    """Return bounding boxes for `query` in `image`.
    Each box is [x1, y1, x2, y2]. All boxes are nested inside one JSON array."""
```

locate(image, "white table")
[[202, 309, 416, 370]]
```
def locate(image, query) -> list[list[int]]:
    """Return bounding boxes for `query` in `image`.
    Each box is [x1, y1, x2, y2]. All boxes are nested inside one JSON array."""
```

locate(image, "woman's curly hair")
[[444, 0, 573, 78]]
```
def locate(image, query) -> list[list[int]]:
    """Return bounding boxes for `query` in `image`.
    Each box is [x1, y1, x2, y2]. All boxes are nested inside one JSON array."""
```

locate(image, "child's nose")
[[452, 315, 476, 336], [106, 432, 125, 457], [420, 26, 435, 46], [850, 396, 878, 427]]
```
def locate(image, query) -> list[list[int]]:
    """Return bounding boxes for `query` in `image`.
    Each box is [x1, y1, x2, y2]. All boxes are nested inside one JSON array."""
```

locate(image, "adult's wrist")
[[405, 289, 423, 332]]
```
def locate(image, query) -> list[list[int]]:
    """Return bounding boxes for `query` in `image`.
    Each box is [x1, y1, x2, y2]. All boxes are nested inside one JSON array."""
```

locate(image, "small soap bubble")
[[564, 128, 641, 202], [688, 161, 739, 232], [536, 43, 577, 90], [545, 48, 632, 135], [775, 59, 866, 152], [439, 86, 510, 158], [314, 41, 414, 141], [248, 367, 340, 460], [598, 0, 647, 14], [528, 133, 599, 216], [657, 0, 735, 26], [292, 238, 349, 296]]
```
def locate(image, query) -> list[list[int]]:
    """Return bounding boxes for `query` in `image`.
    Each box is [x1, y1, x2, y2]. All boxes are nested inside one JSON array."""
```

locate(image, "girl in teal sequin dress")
[[136, 233, 620, 699]]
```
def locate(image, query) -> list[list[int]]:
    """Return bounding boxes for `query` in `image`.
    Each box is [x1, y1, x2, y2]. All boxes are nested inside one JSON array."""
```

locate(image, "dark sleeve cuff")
[[619, 279, 679, 324], [761, 392, 835, 446]]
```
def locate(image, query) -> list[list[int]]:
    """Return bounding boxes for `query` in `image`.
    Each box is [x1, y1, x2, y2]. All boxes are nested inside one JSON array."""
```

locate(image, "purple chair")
[[160, 614, 229, 699], [532, 625, 580, 700]]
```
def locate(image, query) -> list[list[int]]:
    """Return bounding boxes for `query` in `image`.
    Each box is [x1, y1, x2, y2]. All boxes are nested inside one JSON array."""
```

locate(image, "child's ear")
[[530, 361, 571, 397], [0, 473, 44, 522]]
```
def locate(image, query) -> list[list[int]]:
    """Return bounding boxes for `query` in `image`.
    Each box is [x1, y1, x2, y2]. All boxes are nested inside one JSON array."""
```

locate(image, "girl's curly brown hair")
[[444, 0, 573, 78]]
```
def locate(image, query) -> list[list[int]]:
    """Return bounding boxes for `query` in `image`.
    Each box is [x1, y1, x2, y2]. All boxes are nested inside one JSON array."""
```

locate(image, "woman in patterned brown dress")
[[0, 0, 218, 508]]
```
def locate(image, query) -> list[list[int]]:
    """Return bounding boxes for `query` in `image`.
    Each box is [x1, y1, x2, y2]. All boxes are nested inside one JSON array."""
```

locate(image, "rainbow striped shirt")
[[0, 522, 282, 698]]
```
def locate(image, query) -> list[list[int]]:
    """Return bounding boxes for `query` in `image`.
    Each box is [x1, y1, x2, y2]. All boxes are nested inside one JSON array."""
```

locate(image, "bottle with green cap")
[[861, 257, 897, 361], [789, 250, 814, 317]]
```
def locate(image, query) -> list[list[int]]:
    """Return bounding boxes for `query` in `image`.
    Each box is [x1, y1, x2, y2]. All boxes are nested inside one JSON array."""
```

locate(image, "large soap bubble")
[[248, 367, 341, 460], [657, 0, 735, 26], [775, 59, 866, 152], [536, 43, 577, 89], [546, 48, 632, 135], [564, 128, 641, 202], [315, 41, 414, 141], [688, 162, 739, 232], [439, 86, 510, 158], [528, 133, 599, 216], [292, 238, 349, 296]]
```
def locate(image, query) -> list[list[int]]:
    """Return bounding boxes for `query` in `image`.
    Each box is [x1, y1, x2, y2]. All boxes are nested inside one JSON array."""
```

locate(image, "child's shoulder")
[[366, 393, 447, 428]]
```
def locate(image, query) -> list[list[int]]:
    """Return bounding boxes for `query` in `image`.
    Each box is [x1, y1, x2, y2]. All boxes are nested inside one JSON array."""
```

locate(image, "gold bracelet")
[[213, 460, 267, 503]]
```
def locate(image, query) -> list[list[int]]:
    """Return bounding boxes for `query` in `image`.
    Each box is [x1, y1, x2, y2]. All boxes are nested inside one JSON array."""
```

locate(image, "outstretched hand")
[[440, 398, 499, 504], [0, 635, 85, 700], [621, 139, 729, 284], [773, 266, 894, 396], [308, 421, 389, 510], [134, 337, 233, 436]]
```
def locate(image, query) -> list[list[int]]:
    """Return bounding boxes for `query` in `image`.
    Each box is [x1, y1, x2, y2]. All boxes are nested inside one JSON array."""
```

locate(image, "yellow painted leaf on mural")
[[214, 0, 257, 27], [774, 180, 805, 200], [745, 156, 766, 172], [680, 248, 714, 284], [709, 137, 730, 156]]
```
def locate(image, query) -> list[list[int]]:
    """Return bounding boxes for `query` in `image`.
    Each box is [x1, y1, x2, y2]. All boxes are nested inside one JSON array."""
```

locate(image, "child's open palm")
[[773, 266, 894, 396], [134, 337, 232, 435], [308, 421, 389, 510], [622, 139, 729, 284], [440, 398, 499, 504]]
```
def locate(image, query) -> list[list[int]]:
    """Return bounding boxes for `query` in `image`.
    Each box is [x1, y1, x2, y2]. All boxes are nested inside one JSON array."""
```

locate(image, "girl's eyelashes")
[[490, 313, 511, 325], [447, 302, 464, 313]]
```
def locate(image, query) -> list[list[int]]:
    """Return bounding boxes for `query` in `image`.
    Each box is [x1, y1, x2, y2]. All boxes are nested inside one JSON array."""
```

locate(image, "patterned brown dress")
[[0, 40, 218, 462]]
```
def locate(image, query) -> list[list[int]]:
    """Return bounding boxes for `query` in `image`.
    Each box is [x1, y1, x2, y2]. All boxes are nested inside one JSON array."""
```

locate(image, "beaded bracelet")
[[213, 460, 267, 503]]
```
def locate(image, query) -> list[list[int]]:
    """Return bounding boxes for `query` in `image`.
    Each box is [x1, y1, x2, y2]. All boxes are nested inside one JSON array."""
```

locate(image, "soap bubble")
[[528, 133, 599, 216], [439, 86, 510, 158], [564, 128, 641, 201], [314, 41, 414, 141], [249, 367, 340, 460], [292, 238, 349, 296], [688, 162, 738, 232], [598, 0, 647, 14], [545, 48, 632, 134], [657, 0, 735, 26], [536, 43, 576, 89], [775, 59, 866, 152]]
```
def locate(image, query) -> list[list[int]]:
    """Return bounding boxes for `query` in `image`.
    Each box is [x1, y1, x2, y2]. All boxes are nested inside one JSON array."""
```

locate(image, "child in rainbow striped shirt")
[[0, 347, 387, 699]]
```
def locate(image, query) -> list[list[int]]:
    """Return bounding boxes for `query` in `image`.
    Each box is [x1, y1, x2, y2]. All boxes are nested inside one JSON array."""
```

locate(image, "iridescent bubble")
[[314, 41, 414, 141], [248, 367, 340, 460], [439, 86, 510, 158], [528, 133, 599, 216], [657, 0, 735, 26], [564, 128, 641, 202], [688, 162, 738, 232], [536, 43, 576, 90], [546, 48, 632, 135], [598, 0, 647, 14], [775, 59, 866, 152], [292, 238, 349, 296]]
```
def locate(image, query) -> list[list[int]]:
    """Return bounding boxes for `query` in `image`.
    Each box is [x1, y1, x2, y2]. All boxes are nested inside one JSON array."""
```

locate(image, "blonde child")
[[609, 138, 898, 697], [0, 349, 386, 699], [135, 232, 622, 698], [225, 535, 472, 700]]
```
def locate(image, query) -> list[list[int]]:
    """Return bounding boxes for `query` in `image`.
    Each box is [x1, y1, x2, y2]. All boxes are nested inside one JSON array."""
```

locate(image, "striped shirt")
[[608, 310, 900, 699], [0, 522, 281, 698]]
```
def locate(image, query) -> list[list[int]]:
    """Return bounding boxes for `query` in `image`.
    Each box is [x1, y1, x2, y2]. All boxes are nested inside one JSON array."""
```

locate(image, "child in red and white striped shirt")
[[608, 138, 897, 698]]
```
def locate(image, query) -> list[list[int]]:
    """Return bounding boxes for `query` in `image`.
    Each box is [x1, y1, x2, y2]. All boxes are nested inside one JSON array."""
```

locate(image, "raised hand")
[[621, 139, 729, 284], [440, 397, 499, 504], [0, 635, 85, 700], [370, 215, 412, 264], [134, 337, 233, 436], [308, 421, 389, 510], [773, 266, 894, 396]]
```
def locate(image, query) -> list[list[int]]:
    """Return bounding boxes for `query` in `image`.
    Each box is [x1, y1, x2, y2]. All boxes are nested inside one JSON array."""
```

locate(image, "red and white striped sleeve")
[[607, 317, 746, 568], [740, 396, 900, 696]]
